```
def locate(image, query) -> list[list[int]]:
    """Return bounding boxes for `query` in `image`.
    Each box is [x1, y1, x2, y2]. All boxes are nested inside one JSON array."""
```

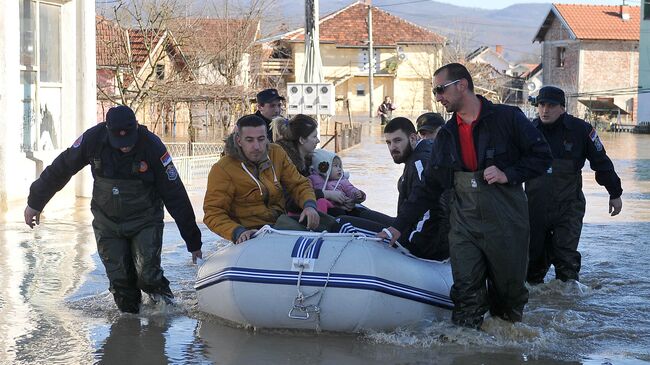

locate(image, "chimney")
[[621, 5, 630, 21], [495, 45, 503, 55]]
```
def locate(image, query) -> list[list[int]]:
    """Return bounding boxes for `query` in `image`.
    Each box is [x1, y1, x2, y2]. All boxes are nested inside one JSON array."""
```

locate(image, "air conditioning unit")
[[287, 83, 303, 115], [317, 83, 335, 115]]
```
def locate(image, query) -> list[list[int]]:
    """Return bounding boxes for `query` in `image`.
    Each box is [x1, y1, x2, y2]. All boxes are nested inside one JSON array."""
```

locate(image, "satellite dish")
[[398, 52, 407, 62], [526, 82, 537, 92]]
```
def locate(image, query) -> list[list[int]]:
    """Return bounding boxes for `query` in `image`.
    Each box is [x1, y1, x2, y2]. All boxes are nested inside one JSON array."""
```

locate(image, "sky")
[[426, 0, 637, 10]]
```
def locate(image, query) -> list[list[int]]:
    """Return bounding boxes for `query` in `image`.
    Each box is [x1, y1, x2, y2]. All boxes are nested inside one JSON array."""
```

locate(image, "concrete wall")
[[0, 0, 96, 213]]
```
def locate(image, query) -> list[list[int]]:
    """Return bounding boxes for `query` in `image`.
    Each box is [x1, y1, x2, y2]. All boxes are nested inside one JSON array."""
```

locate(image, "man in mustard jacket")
[[203, 114, 320, 243]]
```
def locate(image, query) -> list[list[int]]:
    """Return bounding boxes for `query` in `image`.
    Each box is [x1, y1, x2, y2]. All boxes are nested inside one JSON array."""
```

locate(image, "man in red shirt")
[[380, 63, 552, 329]]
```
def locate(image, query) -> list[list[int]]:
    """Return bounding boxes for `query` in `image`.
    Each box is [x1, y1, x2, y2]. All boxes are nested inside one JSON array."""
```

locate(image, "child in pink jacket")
[[308, 149, 366, 215]]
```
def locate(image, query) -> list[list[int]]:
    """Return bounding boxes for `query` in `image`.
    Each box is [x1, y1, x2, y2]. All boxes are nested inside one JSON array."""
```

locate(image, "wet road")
[[0, 128, 648, 364]]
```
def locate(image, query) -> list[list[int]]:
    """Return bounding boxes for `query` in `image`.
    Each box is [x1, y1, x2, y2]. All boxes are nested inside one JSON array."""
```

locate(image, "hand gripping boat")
[[195, 227, 453, 332]]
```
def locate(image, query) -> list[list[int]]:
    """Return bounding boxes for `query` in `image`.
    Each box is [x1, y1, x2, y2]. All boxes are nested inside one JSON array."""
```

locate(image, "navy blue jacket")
[[27, 123, 202, 252], [394, 95, 552, 233], [532, 113, 622, 199]]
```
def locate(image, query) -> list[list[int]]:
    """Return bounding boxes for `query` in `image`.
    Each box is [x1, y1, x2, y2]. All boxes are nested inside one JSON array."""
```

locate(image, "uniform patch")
[[72, 135, 83, 148], [166, 164, 178, 181], [160, 151, 172, 167], [589, 128, 604, 151], [138, 161, 148, 173]]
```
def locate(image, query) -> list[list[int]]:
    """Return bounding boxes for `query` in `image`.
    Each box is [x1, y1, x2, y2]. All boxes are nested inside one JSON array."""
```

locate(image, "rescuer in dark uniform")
[[526, 86, 623, 284], [24, 105, 203, 314]]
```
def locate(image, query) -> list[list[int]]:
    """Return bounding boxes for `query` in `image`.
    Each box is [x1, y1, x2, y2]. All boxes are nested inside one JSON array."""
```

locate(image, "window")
[[19, 0, 63, 152], [356, 84, 365, 96], [556, 47, 566, 68], [155, 63, 165, 80], [644, 0, 650, 20]]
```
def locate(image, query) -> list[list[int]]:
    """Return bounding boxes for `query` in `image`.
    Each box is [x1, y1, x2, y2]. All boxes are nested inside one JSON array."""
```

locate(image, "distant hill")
[[269, 0, 551, 63]]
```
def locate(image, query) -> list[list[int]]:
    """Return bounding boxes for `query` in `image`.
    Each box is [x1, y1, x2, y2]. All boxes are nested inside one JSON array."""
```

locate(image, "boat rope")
[[288, 232, 355, 332]]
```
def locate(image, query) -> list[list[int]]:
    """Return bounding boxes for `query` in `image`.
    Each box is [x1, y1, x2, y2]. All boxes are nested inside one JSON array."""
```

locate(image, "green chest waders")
[[91, 176, 170, 313], [448, 170, 530, 328], [526, 153, 586, 283]]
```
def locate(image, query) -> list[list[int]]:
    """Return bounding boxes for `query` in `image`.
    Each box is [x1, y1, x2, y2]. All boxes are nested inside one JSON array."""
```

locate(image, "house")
[[466, 45, 511, 75], [533, 4, 639, 124], [0, 1, 96, 212], [96, 16, 258, 142], [637, 1, 650, 124], [265, 1, 446, 117]]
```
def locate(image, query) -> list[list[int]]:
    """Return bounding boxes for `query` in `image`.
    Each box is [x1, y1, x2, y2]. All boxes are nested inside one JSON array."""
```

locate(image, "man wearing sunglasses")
[[379, 63, 552, 329]]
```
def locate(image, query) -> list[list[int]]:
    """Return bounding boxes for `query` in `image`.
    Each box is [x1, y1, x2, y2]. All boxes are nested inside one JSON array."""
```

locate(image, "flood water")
[[1, 127, 649, 364]]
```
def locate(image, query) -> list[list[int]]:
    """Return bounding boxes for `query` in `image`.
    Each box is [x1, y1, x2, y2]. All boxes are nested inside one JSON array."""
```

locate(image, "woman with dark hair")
[[271, 114, 353, 212]]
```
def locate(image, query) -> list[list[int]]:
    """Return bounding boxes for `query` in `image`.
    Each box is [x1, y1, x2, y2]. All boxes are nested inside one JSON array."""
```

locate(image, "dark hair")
[[434, 63, 474, 92], [236, 114, 267, 129], [416, 112, 445, 128], [272, 114, 318, 142], [384, 117, 416, 135]]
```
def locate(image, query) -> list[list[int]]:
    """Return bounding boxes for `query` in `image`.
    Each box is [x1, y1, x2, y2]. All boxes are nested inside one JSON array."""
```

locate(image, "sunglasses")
[[433, 79, 461, 95]]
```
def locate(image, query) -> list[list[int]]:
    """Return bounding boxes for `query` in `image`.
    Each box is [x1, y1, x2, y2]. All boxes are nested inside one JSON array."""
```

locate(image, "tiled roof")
[[285, 1, 445, 47], [169, 18, 259, 60], [535, 4, 640, 41], [127, 28, 166, 70], [96, 16, 129, 67]]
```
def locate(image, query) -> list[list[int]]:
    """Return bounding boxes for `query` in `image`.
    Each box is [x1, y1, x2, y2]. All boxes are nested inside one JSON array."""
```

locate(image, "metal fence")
[[173, 154, 220, 185], [165, 142, 224, 157]]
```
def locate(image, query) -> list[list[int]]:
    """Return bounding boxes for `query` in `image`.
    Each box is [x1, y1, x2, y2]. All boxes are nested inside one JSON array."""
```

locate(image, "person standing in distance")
[[526, 86, 622, 284], [379, 63, 552, 329], [255, 88, 285, 141], [24, 105, 203, 314]]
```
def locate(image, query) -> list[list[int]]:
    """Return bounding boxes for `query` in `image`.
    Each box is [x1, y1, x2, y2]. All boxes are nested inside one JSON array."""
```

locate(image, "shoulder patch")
[[589, 128, 604, 152], [160, 151, 172, 167], [72, 135, 83, 148], [166, 164, 178, 181]]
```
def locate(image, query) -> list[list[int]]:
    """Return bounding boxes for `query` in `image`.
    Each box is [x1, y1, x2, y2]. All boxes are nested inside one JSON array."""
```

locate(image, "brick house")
[[533, 4, 639, 124], [265, 1, 446, 117]]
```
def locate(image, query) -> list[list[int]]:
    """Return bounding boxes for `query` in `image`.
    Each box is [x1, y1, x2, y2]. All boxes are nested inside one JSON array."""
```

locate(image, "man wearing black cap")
[[24, 105, 203, 314], [255, 88, 285, 141], [526, 86, 623, 284], [416, 112, 446, 140]]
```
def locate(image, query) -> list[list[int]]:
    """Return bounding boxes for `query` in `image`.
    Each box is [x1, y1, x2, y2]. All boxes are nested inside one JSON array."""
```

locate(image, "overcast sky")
[[409, 0, 635, 10]]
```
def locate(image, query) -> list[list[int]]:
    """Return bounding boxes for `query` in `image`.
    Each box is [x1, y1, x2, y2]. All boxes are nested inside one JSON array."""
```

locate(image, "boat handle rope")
[[288, 233, 353, 332]]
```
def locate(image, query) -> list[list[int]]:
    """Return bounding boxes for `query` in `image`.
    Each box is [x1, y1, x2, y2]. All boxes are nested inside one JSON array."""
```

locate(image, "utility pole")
[[368, 4, 374, 119]]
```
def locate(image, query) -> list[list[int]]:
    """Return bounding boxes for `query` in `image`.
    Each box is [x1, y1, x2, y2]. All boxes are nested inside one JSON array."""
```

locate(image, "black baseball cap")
[[106, 105, 138, 148], [256, 88, 285, 104], [416, 112, 445, 132], [537, 86, 565, 107]]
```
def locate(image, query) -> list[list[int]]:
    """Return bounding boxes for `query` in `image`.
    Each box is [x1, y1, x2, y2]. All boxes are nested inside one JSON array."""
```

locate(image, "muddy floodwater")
[[1, 129, 649, 364]]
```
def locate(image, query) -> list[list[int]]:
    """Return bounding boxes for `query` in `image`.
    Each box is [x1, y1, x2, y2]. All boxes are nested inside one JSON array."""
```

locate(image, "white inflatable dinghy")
[[195, 227, 453, 332]]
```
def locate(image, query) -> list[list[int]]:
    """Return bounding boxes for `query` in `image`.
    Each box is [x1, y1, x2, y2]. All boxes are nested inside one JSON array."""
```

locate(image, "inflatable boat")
[[195, 227, 453, 332]]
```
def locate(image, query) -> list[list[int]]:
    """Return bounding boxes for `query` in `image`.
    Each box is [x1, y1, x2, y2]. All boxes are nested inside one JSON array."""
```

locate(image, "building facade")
[[0, 0, 96, 212]]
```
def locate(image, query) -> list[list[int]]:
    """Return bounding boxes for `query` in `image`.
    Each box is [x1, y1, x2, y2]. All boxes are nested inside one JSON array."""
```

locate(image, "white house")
[[0, 0, 96, 212]]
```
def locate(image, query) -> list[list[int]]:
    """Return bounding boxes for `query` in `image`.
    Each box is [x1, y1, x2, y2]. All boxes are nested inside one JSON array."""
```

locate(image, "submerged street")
[[1, 129, 649, 364]]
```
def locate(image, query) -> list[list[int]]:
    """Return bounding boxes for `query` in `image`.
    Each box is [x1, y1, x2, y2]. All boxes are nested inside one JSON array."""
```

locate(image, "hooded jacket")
[[203, 134, 316, 241], [308, 149, 363, 201]]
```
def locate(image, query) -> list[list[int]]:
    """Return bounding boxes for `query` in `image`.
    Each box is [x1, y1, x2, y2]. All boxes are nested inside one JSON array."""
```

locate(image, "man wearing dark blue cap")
[[24, 105, 203, 313], [526, 86, 623, 284], [255, 88, 285, 141]]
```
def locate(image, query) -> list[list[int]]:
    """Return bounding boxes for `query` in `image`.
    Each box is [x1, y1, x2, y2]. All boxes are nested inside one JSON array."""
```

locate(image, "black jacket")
[[254, 110, 274, 142], [394, 95, 552, 233], [532, 113, 622, 199], [27, 123, 202, 252]]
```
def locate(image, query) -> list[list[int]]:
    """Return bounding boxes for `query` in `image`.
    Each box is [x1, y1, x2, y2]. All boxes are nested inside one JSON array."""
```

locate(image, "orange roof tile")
[[540, 4, 640, 41], [286, 1, 444, 47], [95, 16, 129, 67]]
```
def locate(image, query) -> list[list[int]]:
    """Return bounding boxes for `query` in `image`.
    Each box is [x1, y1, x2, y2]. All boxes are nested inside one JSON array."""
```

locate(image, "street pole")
[[368, 4, 374, 119]]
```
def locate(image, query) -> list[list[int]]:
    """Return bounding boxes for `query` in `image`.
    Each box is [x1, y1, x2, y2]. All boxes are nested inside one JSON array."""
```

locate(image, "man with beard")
[[379, 63, 552, 329], [339, 117, 449, 261], [203, 114, 320, 243]]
